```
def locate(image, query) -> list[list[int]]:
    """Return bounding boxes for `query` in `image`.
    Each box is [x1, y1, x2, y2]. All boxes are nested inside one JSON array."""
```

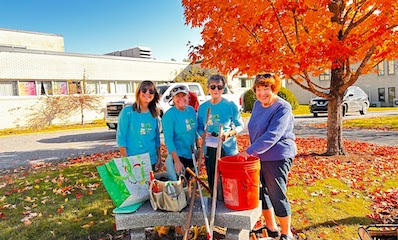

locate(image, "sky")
[[0, 0, 202, 61]]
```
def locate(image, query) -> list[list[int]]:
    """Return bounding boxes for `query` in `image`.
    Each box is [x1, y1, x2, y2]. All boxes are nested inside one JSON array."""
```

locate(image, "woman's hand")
[[173, 157, 185, 175], [237, 151, 250, 161], [154, 158, 162, 171]]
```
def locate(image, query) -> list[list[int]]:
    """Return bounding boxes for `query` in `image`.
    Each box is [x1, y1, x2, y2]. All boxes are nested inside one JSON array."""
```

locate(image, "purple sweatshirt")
[[246, 97, 297, 161]]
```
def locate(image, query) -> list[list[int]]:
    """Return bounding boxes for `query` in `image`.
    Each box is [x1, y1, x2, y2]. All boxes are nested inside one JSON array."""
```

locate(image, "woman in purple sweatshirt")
[[238, 73, 297, 240]]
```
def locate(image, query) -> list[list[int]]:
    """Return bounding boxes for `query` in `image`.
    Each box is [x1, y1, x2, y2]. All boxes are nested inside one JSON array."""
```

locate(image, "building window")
[[378, 88, 385, 102], [388, 60, 395, 75], [68, 80, 82, 94], [116, 82, 130, 94], [85, 81, 98, 94], [377, 62, 385, 75], [240, 78, 254, 88], [388, 87, 396, 102], [54, 81, 68, 95], [132, 82, 139, 93], [319, 71, 330, 81], [287, 79, 293, 84], [0, 82, 18, 96], [109, 82, 116, 94], [99, 82, 109, 94], [19, 81, 37, 96], [38, 81, 53, 95], [240, 78, 247, 88]]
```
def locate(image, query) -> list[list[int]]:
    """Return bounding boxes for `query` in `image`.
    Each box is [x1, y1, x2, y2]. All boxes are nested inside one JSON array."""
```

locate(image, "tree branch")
[[288, 75, 329, 98], [342, 6, 376, 39], [344, 44, 376, 88], [238, 19, 261, 42], [269, 0, 296, 55]]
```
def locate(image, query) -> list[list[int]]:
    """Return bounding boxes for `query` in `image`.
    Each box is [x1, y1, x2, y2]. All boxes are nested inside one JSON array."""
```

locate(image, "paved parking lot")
[[0, 110, 397, 170]]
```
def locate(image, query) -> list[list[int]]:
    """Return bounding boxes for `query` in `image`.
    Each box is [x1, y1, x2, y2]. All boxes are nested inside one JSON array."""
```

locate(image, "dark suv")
[[309, 86, 369, 117]]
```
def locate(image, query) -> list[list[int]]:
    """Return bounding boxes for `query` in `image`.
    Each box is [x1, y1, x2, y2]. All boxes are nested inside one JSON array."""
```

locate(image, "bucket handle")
[[245, 170, 259, 188]]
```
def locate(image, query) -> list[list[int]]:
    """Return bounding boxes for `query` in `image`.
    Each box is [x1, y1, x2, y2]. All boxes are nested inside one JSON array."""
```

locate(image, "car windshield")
[[156, 85, 170, 95]]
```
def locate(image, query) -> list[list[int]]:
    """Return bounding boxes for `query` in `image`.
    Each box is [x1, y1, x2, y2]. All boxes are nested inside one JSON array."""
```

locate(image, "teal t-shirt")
[[161, 106, 197, 159], [197, 98, 244, 156], [117, 106, 160, 165]]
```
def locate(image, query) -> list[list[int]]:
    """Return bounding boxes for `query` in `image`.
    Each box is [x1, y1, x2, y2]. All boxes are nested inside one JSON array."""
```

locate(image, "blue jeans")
[[260, 158, 293, 217]]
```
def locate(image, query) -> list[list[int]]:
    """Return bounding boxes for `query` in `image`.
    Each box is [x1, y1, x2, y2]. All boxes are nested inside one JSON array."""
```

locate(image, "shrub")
[[242, 87, 299, 112], [243, 89, 257, 112], [278, 87, 299, 110]]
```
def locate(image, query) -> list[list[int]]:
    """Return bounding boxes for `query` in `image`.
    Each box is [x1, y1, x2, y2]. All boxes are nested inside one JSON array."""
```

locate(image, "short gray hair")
[[207, 74, 226, 87]]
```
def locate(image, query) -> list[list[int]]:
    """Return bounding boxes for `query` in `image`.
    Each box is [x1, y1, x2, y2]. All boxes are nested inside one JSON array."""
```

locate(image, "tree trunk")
[[325, 93, 346, 155], [325, 65, 346, 156]]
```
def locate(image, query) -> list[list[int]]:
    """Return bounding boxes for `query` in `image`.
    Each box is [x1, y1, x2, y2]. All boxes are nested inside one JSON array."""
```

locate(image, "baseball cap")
[[170, 85, 189, 97]]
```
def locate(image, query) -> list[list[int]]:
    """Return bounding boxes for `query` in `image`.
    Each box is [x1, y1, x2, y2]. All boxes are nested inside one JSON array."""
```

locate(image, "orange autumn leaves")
[[182, 0, 398, 77]]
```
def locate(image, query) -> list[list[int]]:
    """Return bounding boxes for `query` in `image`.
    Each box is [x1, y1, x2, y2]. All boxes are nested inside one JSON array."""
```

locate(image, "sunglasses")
[[172, 85, 187, 92], [210, 85, 224, 90], [255, 73, 273, 82], [141, 88, 156, 94]]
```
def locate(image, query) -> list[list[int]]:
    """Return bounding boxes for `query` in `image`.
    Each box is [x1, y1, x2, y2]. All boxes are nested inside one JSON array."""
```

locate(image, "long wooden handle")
[[186, 167, 212, 194], [183, 107, 211, 240]]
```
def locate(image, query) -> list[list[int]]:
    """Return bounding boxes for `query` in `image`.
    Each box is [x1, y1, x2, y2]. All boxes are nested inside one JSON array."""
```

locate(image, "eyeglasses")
[[172, 85, 187, 92], [255, 73, 273, 82], [210, 85, 224, 90], [141, 88, 155, 94]]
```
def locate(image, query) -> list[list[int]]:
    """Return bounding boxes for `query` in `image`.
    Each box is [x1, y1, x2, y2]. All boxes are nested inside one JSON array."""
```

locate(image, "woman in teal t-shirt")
[[117, 80, 162, 171], [197, 74, 244, 189], [162, 84, 199, 181]]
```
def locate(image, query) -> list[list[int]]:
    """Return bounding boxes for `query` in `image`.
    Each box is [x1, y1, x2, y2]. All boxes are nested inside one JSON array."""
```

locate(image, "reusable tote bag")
[[97, 153, 152, 211]]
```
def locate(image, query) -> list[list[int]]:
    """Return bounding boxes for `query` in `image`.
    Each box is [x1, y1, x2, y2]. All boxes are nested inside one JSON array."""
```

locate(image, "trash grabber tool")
[[186, 167, 212, 194], [191, 145, 212, 239], [209, 124, 223, 239], [183, 107, 211, 240]]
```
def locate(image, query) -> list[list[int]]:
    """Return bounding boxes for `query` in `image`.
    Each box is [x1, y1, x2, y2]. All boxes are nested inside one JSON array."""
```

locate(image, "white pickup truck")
[[105, 82, 242, 130]]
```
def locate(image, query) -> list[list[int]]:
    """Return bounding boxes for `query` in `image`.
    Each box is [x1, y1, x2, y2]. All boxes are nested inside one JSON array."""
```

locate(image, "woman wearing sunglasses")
[[117, 80, 162, 171], [197, 74, 244, 190], [161, 84, 199, 181], [237, 73, 296, 240]]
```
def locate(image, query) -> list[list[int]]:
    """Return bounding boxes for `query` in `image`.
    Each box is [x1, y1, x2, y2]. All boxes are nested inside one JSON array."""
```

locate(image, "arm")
[[161, 110, 177, 154], [116, 107, 130, 156], [197, 105, 205, 136], [223, 102, 244, 140], [119, 147, 128, 157]]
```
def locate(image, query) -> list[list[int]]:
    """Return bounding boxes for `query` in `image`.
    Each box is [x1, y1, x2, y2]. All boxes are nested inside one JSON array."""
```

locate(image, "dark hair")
[[207, 74, 226, 87], [252, 73, 281, 94], [133, 80, 160, 118]]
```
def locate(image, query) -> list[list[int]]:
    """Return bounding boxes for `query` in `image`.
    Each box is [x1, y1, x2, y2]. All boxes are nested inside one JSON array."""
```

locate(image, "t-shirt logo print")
[[139, 123, 153, 135], [209, 114, 220, 126], [185, 118, 195, 131]]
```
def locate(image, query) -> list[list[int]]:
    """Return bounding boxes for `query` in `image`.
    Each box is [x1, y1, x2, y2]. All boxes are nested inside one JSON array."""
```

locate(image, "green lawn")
[[292, 105, 398, 116], [1, 137, 397, 239]]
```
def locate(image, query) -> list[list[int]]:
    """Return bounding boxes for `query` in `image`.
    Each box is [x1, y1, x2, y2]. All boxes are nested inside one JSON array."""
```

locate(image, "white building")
[[0, 28, 190, 129], [229, 62, 398, 107]]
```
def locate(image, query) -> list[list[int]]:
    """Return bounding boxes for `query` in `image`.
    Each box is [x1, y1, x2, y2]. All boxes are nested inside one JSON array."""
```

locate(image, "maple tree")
[[182, 0, 398, 155]]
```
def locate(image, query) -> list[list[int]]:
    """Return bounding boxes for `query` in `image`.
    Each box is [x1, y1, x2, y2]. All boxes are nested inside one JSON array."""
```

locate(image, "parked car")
[[309, 86, 369, 117]]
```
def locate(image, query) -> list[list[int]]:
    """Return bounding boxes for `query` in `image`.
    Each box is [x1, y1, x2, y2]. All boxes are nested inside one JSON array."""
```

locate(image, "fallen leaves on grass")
[[0, 136, 396, 239]]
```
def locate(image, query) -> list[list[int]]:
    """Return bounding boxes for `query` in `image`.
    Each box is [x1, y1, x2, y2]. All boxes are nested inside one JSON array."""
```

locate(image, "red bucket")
[[218, 156, 260, 210]]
